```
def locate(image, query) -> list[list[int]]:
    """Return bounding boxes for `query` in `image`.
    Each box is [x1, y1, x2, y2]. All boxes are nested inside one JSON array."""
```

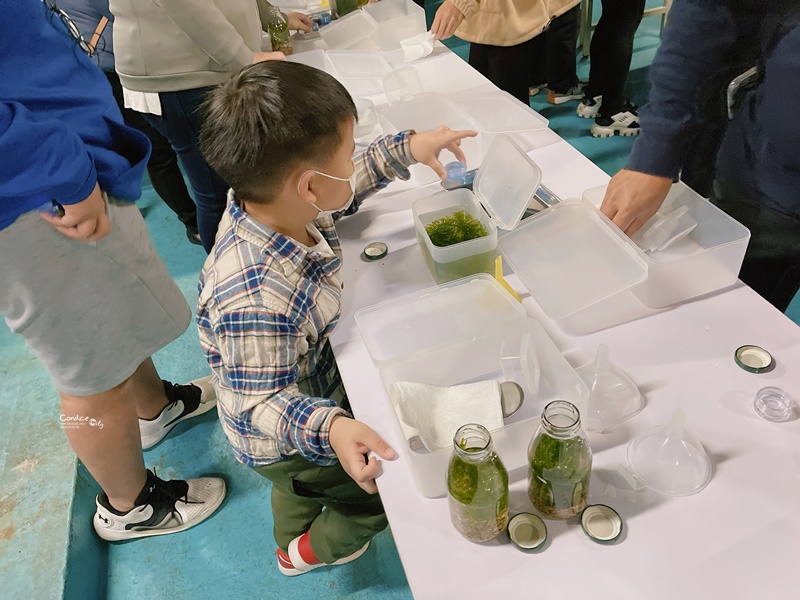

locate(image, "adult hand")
[[430, 0, 465, 40], [600, 169, 673, 235], [409, 126, 478, 180], [286, 12, 313, 32], [329, 415, 397, 494], [253, 51, 286, 63], [40, 182, 110, 242]]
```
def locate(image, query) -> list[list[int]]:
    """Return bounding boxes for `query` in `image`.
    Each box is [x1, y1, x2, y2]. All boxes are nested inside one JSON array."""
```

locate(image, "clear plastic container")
[[326, 50, 391, 78], [498, 199, 649, 334], [413, 134, 542, 283], [319, 9, 379, 49], [286, 49, 336, 75], [324, 50, 392, 98], [362, 0, 427, 51], [382, 66, 423, 103], [451, 89, 549, 134], [355, 275, 589, 498], [583, 182, 750, 308]]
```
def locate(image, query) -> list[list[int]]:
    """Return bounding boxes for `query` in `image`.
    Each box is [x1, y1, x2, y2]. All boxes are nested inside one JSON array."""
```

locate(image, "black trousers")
[[468, 6, 580, 103], [104, 71, 198, 235], [714, 180, 800, 312], [586, 0, 646, 116]]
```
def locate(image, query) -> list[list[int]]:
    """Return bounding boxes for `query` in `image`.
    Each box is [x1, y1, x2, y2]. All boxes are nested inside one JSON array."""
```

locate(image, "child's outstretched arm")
[[339, 127, 477, 218], [329, 415, 397, 494]]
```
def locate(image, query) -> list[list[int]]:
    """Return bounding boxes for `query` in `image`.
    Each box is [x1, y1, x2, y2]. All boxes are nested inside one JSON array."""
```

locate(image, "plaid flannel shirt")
[[197, 131, 415, 467]]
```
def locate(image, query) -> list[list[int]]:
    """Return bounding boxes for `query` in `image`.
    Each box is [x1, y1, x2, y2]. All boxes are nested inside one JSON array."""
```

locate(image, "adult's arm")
[[601, 0, 739, 233]]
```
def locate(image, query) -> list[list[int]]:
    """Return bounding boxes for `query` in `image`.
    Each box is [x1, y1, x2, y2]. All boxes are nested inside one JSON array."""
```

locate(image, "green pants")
[[253, 455, 388, 564]]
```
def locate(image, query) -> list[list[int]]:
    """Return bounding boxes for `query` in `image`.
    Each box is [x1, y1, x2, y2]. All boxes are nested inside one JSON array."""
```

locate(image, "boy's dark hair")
[[200, 61, 357, 204]]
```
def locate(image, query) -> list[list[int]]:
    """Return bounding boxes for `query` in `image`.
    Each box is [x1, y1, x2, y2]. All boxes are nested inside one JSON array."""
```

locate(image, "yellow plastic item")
[[494, 255, 521, 302]]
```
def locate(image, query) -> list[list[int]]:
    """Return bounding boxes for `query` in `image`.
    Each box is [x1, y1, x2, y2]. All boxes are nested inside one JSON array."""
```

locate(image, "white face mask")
[[301, 165, 357, 217]]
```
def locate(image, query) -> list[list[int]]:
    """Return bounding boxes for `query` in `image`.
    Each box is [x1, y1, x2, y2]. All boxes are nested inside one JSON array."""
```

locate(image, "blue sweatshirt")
[[627, 0, 800, 220], [0, 0, 149, 231]]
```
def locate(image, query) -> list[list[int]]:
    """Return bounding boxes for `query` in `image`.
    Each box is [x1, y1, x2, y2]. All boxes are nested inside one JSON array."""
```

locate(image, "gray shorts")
[[0, 199, 191, 396]]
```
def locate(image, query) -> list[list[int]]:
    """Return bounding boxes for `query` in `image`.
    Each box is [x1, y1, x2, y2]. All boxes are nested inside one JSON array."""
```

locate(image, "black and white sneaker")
[[591, 105, 641, 137], [139, 376, 217, 450], [93, 470, 226, 541], [577, 95, 603, 118]]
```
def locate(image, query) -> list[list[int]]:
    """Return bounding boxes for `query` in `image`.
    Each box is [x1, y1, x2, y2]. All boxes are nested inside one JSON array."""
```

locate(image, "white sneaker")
[[139, 376, 217, 450], [93, 470, 226, 542], [577, 95, 603, 118], [276, 531, 370, 576], [591, 106, 641, 137]]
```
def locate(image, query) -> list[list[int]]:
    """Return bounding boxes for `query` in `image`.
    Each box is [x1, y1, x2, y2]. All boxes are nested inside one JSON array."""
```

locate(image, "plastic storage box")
[[355, 275, 588, 498], [326, 49, 392, 97], [362, 0, 427, 51], [583, 182, 750, 308], [286, 49, 336, 75], [498, 199, 650, 334], [413, 134, 542, 283], [319, 9, 380, 49]]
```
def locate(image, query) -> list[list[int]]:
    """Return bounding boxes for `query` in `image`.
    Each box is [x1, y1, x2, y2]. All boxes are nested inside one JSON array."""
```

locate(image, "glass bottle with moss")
[[264, 6, 293, 55], [528, 401, 592, 520], [447, 424, 509, 542]]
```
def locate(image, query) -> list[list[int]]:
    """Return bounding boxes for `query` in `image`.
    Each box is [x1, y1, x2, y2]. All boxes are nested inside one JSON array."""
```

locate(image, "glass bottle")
[[265, 6, 293, 55], [333, 0, 361, 18], [447, 424, 509, 542], [528, 401, 592, 520]]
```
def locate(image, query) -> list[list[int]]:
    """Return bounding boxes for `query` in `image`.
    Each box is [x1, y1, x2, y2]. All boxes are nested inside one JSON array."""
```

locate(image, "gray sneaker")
[[547, 82, 588, 105], [139, 376, 217, 450], [93, 470, 226, 542]]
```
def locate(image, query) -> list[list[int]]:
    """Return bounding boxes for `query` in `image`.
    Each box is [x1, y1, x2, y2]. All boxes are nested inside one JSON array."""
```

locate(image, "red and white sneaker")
[[276, 532, 370, 576]]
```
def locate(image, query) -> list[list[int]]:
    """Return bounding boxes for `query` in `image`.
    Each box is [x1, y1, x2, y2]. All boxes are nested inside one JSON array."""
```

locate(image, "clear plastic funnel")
[[632, 205, 697, 252], [619, 410, 712, 496], [577, 344, 643, 432]]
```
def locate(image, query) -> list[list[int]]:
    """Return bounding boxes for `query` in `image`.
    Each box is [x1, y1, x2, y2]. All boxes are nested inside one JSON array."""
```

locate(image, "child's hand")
[[409, 127, 478, 181], [40, 182, 110, 242], [329, 415, 397, 494]]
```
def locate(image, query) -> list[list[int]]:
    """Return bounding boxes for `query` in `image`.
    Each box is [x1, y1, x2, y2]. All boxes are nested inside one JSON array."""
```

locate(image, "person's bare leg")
[[59, 358, 169, 512], [131, 357, 170, 420]]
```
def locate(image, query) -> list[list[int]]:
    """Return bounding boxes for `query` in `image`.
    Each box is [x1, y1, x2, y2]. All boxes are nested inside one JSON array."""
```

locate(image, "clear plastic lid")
[[620, 410, 712, 496], [499, 200, 649, 321], [473, 134, 542, 232], [354, 274, 526, 364], [319, 10, 379, 49]]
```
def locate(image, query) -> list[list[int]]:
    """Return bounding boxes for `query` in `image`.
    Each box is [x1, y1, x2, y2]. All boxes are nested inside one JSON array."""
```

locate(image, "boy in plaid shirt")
[[197, 61, 475, 576]]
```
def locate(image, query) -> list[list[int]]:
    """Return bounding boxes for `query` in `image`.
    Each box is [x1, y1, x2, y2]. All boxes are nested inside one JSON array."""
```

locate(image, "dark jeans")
[[103, 71, 198, 236], [586, 0, 646, 116], [143, 87, 230, 252], [714, 180, 800, 312], [469, 6, 579, 103]]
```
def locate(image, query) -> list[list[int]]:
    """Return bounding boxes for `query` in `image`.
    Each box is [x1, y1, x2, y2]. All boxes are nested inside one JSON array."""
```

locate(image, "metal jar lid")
[[362, 241, 388, 261], [507, 512, 547, 552], [734, 345, 774, 373], [580, 504, 623, 544]]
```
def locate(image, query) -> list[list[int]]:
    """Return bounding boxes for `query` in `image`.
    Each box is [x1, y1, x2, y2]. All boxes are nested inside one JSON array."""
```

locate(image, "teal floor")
[[2, 3, 799, 600]]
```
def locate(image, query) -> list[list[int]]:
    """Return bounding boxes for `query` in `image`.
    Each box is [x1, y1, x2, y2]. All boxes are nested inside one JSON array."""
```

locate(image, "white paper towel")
[[390, 380, 504, 451], [401, 32, 435, 62]]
